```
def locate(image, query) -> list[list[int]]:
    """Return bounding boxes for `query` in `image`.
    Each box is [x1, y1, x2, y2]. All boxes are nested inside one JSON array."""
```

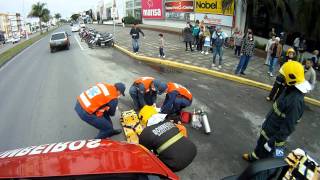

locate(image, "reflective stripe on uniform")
[[97, 83, 110, 96], [156, 132, 184, 154], [273, 102, 286, 118], [80, 93, 91, 107], [251, 152, 260, 160], [275, 141, 286, 146], [260, 130, 270, 141]]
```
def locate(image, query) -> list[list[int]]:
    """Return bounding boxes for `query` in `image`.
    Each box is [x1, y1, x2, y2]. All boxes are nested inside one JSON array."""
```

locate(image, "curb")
[[114, 44, 320, 107]]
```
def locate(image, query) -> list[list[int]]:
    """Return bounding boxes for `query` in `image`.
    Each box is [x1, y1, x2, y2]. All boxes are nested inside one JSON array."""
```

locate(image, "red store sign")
[[142, 0, 164, 19], [165, 0, 194, 12]]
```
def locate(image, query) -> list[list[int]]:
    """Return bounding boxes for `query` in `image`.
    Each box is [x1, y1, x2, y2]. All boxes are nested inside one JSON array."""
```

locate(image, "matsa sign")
[[142, 0, 164, 19]]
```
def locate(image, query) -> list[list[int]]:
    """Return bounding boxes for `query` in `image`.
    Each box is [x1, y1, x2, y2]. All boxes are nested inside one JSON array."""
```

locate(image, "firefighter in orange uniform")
[[75, 82, 126, 139], [160, 82, 192, 115], [129, 77, 167, 110]]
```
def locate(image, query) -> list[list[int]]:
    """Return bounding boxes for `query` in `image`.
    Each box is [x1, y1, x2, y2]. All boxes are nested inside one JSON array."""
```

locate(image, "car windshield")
[[51, 33, 65, 40]]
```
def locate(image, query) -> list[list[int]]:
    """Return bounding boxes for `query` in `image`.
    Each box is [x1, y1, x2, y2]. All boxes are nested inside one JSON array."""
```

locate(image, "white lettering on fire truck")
[[0, 139, 101, 158]]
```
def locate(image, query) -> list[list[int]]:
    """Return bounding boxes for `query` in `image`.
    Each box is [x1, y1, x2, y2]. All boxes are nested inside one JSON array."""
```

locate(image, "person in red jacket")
[[75, 82, 126, 139]]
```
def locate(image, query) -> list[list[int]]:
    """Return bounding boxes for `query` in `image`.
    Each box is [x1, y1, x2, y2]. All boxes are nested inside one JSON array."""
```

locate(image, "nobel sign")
[[195, 0, 234, 16]]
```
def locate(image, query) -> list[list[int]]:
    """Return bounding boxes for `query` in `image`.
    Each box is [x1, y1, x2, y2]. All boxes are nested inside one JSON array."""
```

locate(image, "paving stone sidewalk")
[[89, 24, 319, 100]]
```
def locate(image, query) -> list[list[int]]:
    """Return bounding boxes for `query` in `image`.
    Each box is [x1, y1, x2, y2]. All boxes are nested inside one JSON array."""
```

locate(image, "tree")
[[70, 14, 80, 22], [54, 13, 61, 20], [28, 2, 50, 34]]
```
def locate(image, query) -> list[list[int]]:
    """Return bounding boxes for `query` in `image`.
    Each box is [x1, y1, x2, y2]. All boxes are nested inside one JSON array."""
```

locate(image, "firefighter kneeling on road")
[[160, 82, 192, 116], [138, 120, 197, 172], [243, 61, 311, 162], [129, 77, 167, 110], [75, 82, 126, 139]]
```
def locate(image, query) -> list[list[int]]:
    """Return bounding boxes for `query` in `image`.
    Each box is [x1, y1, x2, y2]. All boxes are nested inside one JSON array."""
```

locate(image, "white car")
[[6, 36, 20, 44], [80, 23, 86, 28], [71, 25, 80, 32]]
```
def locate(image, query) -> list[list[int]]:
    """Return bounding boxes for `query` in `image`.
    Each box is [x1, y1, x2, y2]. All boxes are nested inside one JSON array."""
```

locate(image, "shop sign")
[[165, 0, 194, 12], [195, 13, 233, 27], [195, 0, 234, 16], [142, 0, 164, 19]]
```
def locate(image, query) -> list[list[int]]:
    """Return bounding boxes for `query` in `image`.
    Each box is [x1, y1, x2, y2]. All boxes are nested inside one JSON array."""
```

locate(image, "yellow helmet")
[[138, 105, 157, 126], [286, 48, 296, 56], [279, 61, 305, 86]]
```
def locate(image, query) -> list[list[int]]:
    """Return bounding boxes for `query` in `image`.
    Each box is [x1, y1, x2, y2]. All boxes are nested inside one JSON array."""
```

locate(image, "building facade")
[[125, 0, 141, 19], [0, 13, 23, 38]]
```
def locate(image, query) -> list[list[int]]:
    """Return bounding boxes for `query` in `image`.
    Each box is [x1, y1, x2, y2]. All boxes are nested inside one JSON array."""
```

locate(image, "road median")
[[0, 28, 57, 68], [115, 44, 320, 107]]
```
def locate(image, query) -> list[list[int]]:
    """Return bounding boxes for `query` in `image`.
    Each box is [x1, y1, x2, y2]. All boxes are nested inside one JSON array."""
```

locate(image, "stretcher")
[[120, 110, 143, 144]]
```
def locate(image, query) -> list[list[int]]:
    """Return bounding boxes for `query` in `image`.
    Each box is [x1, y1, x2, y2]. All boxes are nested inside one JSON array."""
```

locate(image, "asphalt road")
[[0, 25, 319, 179]]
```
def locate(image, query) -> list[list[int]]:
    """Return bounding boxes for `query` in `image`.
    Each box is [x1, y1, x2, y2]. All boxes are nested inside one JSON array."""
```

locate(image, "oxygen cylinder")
[[200, 109, 211, 134]]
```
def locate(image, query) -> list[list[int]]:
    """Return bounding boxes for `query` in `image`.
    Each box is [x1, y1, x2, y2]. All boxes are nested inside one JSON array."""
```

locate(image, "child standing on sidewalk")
[[201, 28, 211, 55], [159, 33, 165, 58]]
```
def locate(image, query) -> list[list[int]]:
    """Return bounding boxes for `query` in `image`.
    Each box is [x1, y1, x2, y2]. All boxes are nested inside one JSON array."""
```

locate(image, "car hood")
[[0, 139, 179, 179]]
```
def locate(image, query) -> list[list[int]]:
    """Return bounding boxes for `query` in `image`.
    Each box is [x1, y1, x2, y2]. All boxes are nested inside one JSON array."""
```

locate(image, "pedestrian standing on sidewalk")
[[211, 26, 227, 69], [202, 27, 211, 55], [265, 35, 276, 65], [130, 23, 145, 54], [198, 26, 205, 52], [311, 50, 319, 70], [233, 28, 242, 56], [298, 38, 307, 62], [183, 22, 193, 51], [268, 37, 283, 77], [235, 32, 255, 75], [304, 59, 317, 91], [269, 27, 276, 38], [192, 20, 200, 50], [159, 33, 165, 58]]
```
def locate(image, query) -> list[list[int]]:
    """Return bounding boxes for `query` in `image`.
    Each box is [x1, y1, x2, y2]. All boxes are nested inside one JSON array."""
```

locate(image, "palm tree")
[[28, 2, 50, 34], [54, 13, 61, 20]]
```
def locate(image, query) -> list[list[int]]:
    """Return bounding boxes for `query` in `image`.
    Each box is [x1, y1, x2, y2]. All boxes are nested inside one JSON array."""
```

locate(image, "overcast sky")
[[0, 0, 101, 19]]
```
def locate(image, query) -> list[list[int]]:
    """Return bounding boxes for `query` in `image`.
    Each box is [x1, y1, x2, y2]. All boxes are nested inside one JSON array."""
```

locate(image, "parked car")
[[6, 36, 20, 44], [49, 31, 70, 53], [71, 25, 80, 32]]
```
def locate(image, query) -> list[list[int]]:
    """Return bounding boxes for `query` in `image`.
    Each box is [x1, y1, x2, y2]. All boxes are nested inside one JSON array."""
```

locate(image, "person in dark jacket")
[[235, 32, 255, 75], [139, 120, 197, 172], [243, 61, 311, 162], [183, 22, 193, 51], [130, 23, 145, 54], [266, 48, 296, 101]]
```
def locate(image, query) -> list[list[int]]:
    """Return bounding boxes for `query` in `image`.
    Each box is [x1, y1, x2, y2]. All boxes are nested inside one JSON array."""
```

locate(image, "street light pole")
[[22, 0, 28, 39]]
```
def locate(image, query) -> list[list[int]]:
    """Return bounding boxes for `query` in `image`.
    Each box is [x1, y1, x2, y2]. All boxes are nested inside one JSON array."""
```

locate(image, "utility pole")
[[22, 0, 28, 39]]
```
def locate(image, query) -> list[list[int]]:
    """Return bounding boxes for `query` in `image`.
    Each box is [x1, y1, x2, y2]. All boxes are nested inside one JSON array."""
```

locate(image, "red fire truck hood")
[[0, 139, 179, 179]]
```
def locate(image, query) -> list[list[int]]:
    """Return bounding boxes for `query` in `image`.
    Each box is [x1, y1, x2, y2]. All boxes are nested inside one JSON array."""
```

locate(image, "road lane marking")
[[74, 35, 84, 51], [0, 38, 44, 72]]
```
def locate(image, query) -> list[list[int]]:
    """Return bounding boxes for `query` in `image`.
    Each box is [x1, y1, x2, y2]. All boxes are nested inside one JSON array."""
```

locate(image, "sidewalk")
[[90, 24, 320, 100]]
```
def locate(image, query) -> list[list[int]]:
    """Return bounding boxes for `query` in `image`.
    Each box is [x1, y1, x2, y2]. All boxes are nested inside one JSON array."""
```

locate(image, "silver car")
[[49, 31, 70, 53]]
